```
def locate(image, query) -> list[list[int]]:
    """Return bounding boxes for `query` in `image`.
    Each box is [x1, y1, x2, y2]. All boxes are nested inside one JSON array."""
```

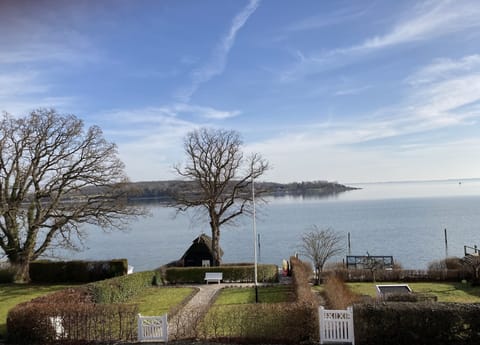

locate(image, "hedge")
[[354, 302, 480, 345], [29, 259, 128, 283], [327, 268, 471, 282], [7, 301, 138, 344], [7, 270, 159, 343], [0, 265, 15, 283], [88, 270, 159, 303], [202, 302, 317, 343], [165, 264, 278, 284]]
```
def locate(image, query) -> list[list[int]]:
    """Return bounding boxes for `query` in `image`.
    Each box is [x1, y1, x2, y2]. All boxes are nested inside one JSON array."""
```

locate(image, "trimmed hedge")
[[165, 264, 278, 284], [88, 270, 159, 303], [29, 259, 128, 283], [354, 302, 480, 345], [7, 271, 159, 343], [0, 265, 15, 283], [202, 302, 317, 343], [328, 268, 471, 282], [7, 301, 138, 344]]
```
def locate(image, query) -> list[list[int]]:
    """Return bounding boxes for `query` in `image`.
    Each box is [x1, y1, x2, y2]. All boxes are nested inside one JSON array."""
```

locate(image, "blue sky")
[[2, 0, 480, 183]]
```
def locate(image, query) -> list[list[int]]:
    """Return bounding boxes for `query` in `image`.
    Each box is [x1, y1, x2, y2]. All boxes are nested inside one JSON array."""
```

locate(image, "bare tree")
[[0, 109, 141, 282], [172, 128, 268, 266], [299, 226, 344, 285]]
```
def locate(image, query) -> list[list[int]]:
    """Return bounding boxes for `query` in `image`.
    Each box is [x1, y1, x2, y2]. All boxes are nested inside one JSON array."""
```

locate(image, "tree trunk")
[[10, 255, 31, 283], [210, 220, 221, 266], [315, 266, 320, 285]]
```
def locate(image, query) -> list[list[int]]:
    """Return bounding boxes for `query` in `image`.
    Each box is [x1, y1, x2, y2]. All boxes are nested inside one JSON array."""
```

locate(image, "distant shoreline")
[[126, 180, 359, 202]]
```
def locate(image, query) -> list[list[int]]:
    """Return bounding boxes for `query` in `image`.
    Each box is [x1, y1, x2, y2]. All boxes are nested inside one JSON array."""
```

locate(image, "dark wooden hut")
[[181, 234, 223, 267]]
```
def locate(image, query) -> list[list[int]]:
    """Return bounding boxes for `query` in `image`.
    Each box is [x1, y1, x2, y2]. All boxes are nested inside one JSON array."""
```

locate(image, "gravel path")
[[168, 283, 223, 339]]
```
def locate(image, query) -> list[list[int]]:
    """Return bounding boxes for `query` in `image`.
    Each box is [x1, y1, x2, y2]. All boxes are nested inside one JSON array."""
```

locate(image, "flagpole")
[[252, 175, 258, 303]]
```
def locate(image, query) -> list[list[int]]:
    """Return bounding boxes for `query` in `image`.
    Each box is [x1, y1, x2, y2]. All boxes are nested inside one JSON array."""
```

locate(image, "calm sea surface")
[[62, 179, 480, 270]]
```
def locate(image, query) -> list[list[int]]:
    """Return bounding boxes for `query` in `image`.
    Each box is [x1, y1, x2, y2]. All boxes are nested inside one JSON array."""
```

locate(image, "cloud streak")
[[177, 0, 260, 101], [252, 53, 480, 182], [283, 0, 480, 81]]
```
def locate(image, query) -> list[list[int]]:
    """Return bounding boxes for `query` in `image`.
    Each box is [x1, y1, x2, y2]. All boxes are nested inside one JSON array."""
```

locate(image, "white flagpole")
[[252, 175, 258, 302]]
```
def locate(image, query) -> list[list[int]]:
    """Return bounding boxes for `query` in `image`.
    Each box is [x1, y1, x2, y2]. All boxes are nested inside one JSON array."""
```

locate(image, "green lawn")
[[214, 285, 293, 305], [0, 284, 72, 339], [347, 282, 480, 303], [129, 286, 195, 315], [203, 285, 295, 339]]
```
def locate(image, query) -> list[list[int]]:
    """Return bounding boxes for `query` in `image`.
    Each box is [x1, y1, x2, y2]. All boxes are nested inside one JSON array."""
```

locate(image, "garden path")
[[168, 279, 289, 340], [168, 274, 292, 339]]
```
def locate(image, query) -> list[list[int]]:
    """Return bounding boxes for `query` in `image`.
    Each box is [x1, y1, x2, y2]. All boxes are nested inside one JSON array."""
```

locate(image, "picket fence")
[[319, 306, 355, 345]]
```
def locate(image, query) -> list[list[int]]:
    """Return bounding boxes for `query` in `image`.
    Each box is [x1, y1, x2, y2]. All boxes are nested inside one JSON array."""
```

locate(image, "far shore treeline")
[[124, 180, 359, 203]]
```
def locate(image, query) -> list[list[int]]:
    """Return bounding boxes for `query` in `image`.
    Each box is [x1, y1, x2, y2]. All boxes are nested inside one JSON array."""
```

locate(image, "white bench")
[[204, 272, 222, 284]]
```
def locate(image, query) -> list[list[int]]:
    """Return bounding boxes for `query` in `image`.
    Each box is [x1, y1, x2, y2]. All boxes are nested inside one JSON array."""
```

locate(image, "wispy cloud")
[[0, 71, 75, 115], [101, 103, 241, 126], [176, 0, 261, 102], [282, 0, 480, 81], [406, 55, 480, 86], [285, 5, 367, 32], [358, 0, 480, 51], [97, 103, 242, 180], [253, 53, 480, 179], [334, 85, 371, 96]]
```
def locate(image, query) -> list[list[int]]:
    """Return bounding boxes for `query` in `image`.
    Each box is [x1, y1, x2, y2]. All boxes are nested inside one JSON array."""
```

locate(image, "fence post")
[[137, 314, 143, 342]]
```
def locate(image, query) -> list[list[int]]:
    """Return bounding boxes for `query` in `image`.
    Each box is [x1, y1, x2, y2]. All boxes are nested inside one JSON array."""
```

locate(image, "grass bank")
[[130, 286, 195, 315], [347, 282, 480, 303], [214, 285, 293, 305]]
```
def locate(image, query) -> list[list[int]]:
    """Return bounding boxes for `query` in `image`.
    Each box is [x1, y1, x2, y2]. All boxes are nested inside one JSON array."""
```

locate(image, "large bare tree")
[[0, 109, 140, 282], [299, 226, 344, 285], [173, 128, 268, 266]]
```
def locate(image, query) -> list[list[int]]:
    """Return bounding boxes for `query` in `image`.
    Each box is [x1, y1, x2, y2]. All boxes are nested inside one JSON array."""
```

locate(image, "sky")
[[1, 0, 480, 184]]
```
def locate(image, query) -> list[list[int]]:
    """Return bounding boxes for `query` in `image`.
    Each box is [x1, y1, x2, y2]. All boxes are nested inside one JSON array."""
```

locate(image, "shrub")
[[29, 259, 128, 283], [88, 270, 158, 303], [323, 275, 359, 309], [354, 302, 480, 345], [329, 268, 470, 282], [202, 302, 317, 344], [290, 257, 317, 304], [165, 264, 278, 284], [428, 257, 464, 271], [7, 302, 138, 344]]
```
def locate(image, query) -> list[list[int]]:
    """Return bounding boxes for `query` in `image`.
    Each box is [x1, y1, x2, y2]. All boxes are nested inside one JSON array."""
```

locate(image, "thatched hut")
[[180, 234, 223, 267]]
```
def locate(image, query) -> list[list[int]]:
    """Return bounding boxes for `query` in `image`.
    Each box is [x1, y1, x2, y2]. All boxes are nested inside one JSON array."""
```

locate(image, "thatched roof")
[[181, 233, 224, 259]]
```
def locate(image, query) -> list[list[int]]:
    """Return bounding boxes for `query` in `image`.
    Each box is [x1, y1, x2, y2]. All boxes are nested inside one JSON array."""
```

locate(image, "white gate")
[[138, 314, 168, 342], [319, 306, 355, 345]]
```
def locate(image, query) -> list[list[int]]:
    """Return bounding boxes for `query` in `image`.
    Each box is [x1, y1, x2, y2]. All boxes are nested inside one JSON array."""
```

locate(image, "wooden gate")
[[319, 306, 355, 345], [137, 314, 168, 342]]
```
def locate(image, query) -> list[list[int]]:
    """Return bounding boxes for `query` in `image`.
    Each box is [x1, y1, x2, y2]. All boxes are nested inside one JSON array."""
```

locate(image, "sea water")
[[58, 179, 480, 270]]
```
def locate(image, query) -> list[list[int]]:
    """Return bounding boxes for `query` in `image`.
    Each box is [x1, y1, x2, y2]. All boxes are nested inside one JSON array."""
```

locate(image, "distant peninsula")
[[125, 180, 359, 202]]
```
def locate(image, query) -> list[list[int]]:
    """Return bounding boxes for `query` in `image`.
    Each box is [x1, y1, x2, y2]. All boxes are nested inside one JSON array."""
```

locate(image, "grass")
[[128, 286, 195, 315], [0, 283, 72, 339], [347, 282, 480, 303], [214, 285, 293, 305], [203, 285, 295, 339]]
